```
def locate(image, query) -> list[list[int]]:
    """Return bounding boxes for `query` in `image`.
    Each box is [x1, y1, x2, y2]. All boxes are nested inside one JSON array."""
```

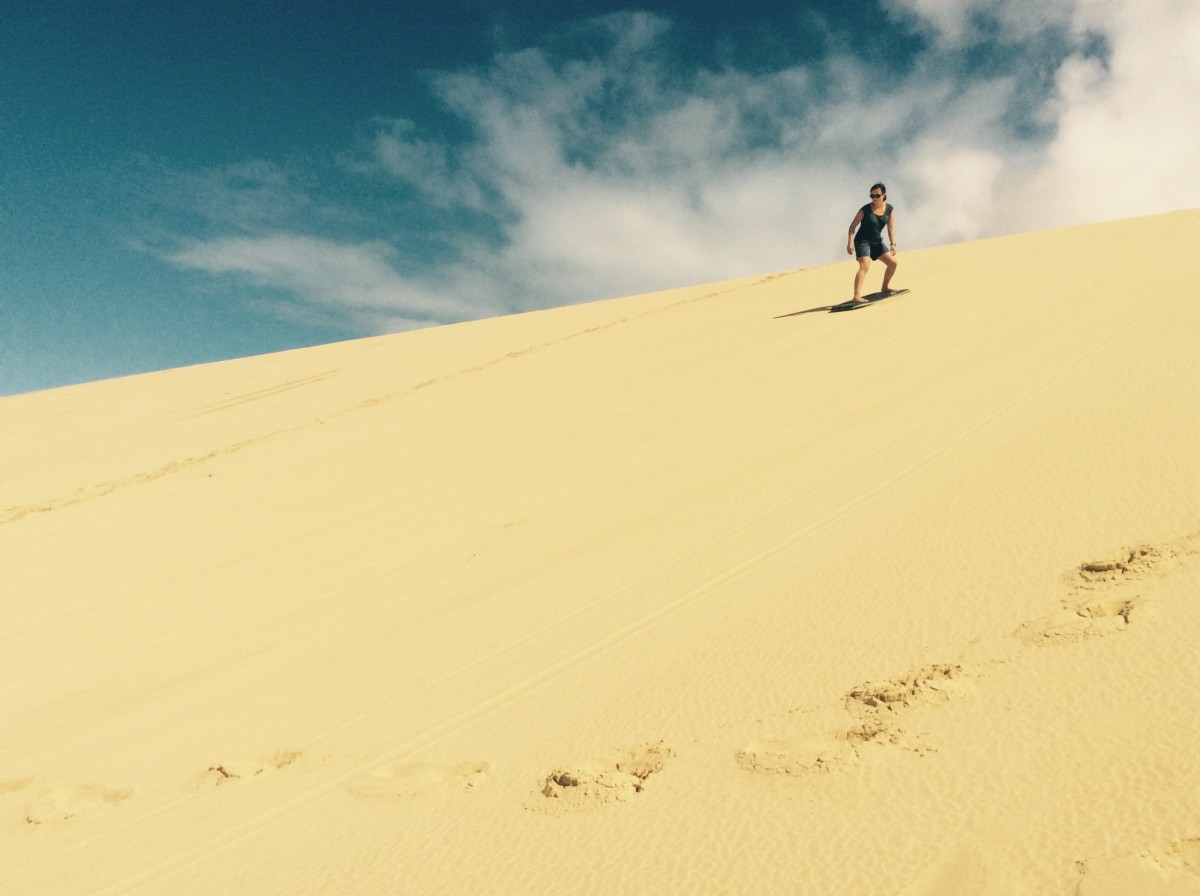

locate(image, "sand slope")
[[2, 209, 1200, 894]]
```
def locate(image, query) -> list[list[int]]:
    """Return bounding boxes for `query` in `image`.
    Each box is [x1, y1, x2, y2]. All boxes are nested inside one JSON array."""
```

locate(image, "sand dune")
[[2, 209, 1199, 894]]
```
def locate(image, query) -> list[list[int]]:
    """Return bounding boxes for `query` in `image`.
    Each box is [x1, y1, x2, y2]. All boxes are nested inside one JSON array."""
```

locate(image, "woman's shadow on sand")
[[775, 289, 902, 318]]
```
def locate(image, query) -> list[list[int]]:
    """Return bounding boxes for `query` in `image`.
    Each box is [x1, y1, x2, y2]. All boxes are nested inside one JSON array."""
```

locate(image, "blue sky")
[[3, 0, 1197, 396]]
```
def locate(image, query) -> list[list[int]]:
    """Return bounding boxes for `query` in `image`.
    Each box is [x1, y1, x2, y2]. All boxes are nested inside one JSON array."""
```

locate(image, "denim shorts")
[[856, 241, 890, 260]]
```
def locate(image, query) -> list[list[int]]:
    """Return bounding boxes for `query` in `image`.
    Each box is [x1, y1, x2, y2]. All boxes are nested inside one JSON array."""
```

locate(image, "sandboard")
[[830, 288, 910, 312]]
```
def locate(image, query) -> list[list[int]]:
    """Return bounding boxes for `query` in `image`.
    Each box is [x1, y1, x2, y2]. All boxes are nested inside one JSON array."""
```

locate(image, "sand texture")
[[3, 209, 1200, 894]]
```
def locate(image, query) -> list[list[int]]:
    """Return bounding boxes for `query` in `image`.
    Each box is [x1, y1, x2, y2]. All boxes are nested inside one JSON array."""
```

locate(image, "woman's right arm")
[[846, 210, 864, 254]]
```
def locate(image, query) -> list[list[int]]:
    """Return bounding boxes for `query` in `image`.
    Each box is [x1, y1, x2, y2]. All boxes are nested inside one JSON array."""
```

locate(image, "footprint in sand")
[[20, 783, 132, 827], [736, 722, 895, 777], [1015, 596, 1149, 646], [1075, 836, 1200, 895], [844, 663, 974, 716], [346, 760, 489, 800], [187, 749, 302, 791], [1070, 544, 1178, 590], [531, 742, 672, 813], [738, 666, 969, 778], [1012, 542, 1184, 647]]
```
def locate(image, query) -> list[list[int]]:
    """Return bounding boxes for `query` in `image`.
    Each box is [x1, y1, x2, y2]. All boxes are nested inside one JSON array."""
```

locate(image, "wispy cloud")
[[168, 234, 499, 330], [155, 2, 1200, 334], [886, 0, 1081, 47]]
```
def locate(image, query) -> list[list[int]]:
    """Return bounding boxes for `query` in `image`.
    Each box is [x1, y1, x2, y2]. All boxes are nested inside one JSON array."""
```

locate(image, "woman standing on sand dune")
[[846, 183, 899, 305]]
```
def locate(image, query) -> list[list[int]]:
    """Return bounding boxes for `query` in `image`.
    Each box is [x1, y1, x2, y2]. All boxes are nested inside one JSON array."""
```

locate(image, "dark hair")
[[871, 182, 887, 196]]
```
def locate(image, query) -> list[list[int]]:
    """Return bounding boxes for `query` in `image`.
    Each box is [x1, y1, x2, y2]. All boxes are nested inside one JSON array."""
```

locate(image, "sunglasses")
[[869, 193, 884, 198]]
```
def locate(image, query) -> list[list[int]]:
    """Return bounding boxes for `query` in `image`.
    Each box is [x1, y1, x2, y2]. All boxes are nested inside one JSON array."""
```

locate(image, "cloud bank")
[[162, 0, 1200, 333]]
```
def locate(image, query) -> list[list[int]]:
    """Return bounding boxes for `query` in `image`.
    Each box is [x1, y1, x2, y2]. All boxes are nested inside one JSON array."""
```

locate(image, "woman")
[[846, 183, 899, 304]]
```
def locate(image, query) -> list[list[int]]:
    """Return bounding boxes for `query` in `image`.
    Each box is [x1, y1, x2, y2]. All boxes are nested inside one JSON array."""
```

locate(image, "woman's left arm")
[[888, 209, 898, 253]]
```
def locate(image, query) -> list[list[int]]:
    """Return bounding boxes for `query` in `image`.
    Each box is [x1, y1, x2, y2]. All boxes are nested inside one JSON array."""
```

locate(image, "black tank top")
[[856, 203, 892, 243]]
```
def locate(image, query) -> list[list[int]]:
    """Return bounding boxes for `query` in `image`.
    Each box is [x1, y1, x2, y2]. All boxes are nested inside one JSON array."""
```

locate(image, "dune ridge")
[[2, 209, 1199, 894]]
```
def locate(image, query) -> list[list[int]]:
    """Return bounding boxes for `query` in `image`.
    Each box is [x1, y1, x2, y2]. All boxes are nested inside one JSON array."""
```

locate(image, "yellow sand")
[[3, 209, 1200, 895]]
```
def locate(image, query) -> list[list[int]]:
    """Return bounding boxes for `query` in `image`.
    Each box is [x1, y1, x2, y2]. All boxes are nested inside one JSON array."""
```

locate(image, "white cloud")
[[886, 0, 1080, 47], [168, 234, 498, 328], [160, 3, 1200, 332], [996, 0, 1200, 231], [366, 119, 488, 211], [901, 142, 1009, 245]]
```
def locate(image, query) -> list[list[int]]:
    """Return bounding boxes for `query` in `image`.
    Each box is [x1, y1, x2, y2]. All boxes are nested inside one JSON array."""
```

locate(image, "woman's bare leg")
[[852, 257, 872, 302], [880, 252, 898, 293]]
